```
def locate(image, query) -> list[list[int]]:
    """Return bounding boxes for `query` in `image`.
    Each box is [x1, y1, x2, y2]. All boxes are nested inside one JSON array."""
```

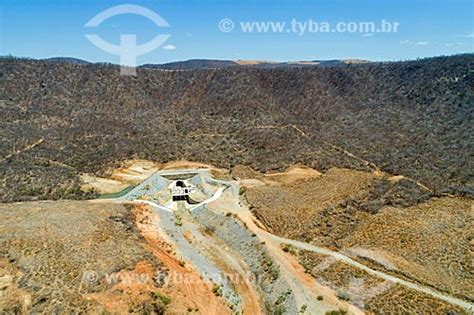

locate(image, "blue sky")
[[1, 0, 473, 64]]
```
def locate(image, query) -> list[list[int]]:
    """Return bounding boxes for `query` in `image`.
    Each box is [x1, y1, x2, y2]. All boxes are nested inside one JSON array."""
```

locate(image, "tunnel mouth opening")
[[171, 179, 194, 203], [172, 195, 189, 202]]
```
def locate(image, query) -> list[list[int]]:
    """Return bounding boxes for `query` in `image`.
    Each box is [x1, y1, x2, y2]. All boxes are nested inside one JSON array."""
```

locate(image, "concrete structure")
[[171, 180, 195, 201], [119, 168, 234, 212]]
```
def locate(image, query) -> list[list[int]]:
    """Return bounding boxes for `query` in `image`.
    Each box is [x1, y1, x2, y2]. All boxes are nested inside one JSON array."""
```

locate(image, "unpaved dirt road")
[[209, 189, 474, 314], [209, 190, 363, 314], [106, 168, 473, 314], [270, 234, 474, 313]]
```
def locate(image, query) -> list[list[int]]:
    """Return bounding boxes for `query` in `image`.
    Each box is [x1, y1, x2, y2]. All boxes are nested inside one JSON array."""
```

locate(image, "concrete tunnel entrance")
[[171, 180, 199, 203]]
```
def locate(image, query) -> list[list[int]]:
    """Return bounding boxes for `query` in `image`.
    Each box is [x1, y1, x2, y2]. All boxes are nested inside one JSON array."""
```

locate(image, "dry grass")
[[339, 197, 474, 301], [80, 173, 129, 194], [0, 201, 164, 313], [243, 166, 473, 305], [110, 159, 161, 184], [297, 251, 467, 314], [263, 165, 322, 185], [244, 167, 378, 239], [365, 284, 468, 314]]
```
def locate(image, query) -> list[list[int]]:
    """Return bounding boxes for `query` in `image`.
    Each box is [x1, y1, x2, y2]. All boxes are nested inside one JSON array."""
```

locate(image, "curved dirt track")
[[265, 227, 474, 312], [104, 167, 473, 314], [209, 190, 363, 314], [208, 189, 474, 313]]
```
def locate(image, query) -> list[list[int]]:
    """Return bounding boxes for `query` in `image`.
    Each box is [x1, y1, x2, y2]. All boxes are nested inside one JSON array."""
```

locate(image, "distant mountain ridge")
[[141, 58, 372, 70], [44, 57, 91, 65], [140, 59, 238, 70], [38, 56, 371, 69]]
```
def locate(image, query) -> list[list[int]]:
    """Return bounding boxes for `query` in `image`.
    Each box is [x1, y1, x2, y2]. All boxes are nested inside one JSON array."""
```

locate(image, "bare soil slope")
[[242, 166, 473, 303], [0, 201, 229, 314]]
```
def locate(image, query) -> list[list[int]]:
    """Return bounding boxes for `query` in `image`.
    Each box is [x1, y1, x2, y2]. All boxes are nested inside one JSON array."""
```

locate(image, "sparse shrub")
[[211, 283, 222, 297], [281, 244, 296, 255], [151, 291, 171, 306], [274, 289, 292, 314], [300, 304, 308, 313], [203, 226, 215, 235], [337, 291, 351, 301], [174, 214, 182, 226]]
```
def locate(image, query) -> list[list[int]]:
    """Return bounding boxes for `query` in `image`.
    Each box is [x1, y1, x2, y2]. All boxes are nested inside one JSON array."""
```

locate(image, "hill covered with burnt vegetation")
[[0, 54, 472, 202]]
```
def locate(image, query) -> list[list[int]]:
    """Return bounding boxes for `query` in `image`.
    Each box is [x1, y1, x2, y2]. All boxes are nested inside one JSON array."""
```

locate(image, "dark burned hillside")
[[0, 54, 472, 202]]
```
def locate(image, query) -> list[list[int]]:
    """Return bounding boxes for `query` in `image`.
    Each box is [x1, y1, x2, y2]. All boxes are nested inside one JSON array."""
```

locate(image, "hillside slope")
[[0, 54, 472, 202]]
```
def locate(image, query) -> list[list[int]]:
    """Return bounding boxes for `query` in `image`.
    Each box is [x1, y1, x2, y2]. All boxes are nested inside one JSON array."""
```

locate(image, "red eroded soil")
[[132, 205, 231, 315]]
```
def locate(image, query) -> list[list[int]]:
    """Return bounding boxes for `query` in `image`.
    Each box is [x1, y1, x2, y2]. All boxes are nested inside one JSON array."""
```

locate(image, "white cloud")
[[363, 33, 373, 37], [463, 32, 474, 38], [400, 40, 430, 46], [163, 44, 176, 50]]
